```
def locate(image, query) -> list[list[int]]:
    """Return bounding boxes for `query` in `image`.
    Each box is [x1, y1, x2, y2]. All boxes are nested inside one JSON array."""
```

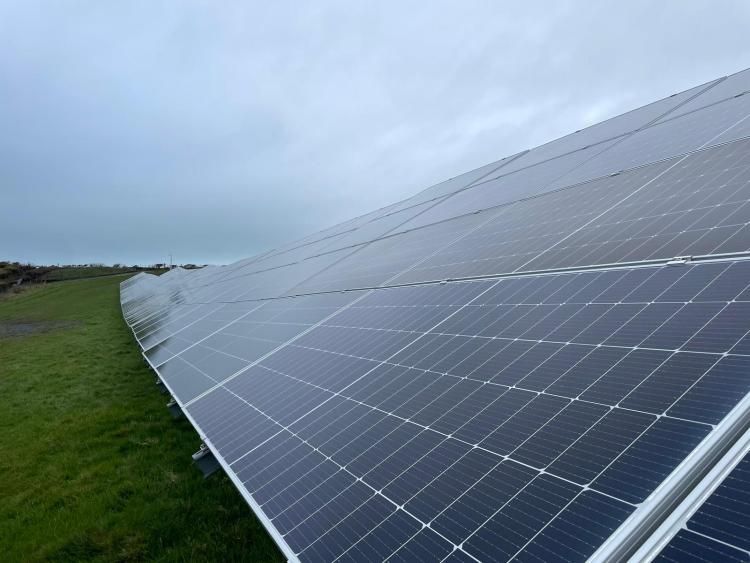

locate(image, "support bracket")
[[167, 397, 184, 419], [192, 443, 220, 478], [155, 377, 168, 395], [667, 255, 692, 266]]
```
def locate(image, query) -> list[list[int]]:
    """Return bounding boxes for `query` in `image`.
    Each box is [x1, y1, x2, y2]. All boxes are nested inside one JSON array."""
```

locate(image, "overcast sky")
[[3, 1, 750, 266]]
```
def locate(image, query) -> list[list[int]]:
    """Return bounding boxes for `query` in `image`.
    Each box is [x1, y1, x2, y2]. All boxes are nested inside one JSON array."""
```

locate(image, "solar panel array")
[[121, 67, 750, 562]]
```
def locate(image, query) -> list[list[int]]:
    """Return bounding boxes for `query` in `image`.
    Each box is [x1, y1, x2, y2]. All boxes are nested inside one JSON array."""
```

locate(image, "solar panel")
[[457, 78, 716, 186], [121, 68, 750, 562], [653, 67, 750, 124], [396, 139, 623, 230]]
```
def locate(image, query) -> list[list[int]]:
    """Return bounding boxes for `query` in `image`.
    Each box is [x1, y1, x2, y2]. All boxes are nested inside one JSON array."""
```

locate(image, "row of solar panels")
[[121, 67, 750, 562]]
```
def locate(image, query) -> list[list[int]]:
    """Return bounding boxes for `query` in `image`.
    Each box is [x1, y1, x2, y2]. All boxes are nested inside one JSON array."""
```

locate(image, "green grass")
[[0, 276, 282, 562]]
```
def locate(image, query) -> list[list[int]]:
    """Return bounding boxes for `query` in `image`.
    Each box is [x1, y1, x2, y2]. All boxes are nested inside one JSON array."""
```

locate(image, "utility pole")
[[169, 253, 173, 269]]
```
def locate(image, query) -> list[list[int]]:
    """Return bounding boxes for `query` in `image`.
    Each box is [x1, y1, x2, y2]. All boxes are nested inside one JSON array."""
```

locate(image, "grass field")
[[0, 275, 281, 562]]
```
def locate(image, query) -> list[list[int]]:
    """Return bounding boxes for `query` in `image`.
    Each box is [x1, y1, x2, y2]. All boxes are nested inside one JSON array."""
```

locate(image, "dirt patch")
[[0, 320, 83, 339]]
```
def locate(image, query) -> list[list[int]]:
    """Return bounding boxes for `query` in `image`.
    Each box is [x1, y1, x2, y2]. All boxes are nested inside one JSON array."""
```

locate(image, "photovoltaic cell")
[[406, 151, 526, 205], [544, 93, 750, 191], [396, 139, 621, 231], [654, 68, 750, 124]]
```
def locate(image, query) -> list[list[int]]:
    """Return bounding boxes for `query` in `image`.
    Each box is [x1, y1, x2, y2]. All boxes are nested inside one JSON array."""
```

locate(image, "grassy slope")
[[0, 276, 281, 562]]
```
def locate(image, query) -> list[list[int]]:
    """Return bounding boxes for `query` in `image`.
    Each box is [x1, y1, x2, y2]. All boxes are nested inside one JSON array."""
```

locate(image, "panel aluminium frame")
[[630, 424, 750, 561]]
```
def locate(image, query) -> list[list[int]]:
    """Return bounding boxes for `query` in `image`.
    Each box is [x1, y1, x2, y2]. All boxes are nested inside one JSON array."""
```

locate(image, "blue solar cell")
[[603, 302, 683, 347], [547, 409, 655, 485], [301, 493, 395, 561], [511, 401, 609, 468], [622, 265, 689, 303], [384, 439, 471, 506], [579, 348, 671, 405], [513, 491, 635, 563], [388, 527, 455, 562], [516, 343, 594, 391], [685, 302, 750, 353], [640, 302, 725, 350], [593, 417, 711, 504], [362, 429, 444, 491], [492, 341, 564, 386], [453, 388, 535, 445], [545, 346, 629, 397], [462, 474, 579, 562], [428, 382, 505, 436], [432, 459, 538, 546], [336, 509, 421, 563], [694, 261, 750, 301], [731, 331, 750, 355], [545, 303, 613, 341], [619, 353, 719, 414], [656, 263, 731, 302], [405, 447, 500, 523], [480, 394, 569, 455], [573, 303, 647, 344]]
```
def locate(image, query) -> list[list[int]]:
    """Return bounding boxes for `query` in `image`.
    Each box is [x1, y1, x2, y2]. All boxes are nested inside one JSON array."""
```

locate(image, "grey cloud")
[[2, 0, 750, 265]]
